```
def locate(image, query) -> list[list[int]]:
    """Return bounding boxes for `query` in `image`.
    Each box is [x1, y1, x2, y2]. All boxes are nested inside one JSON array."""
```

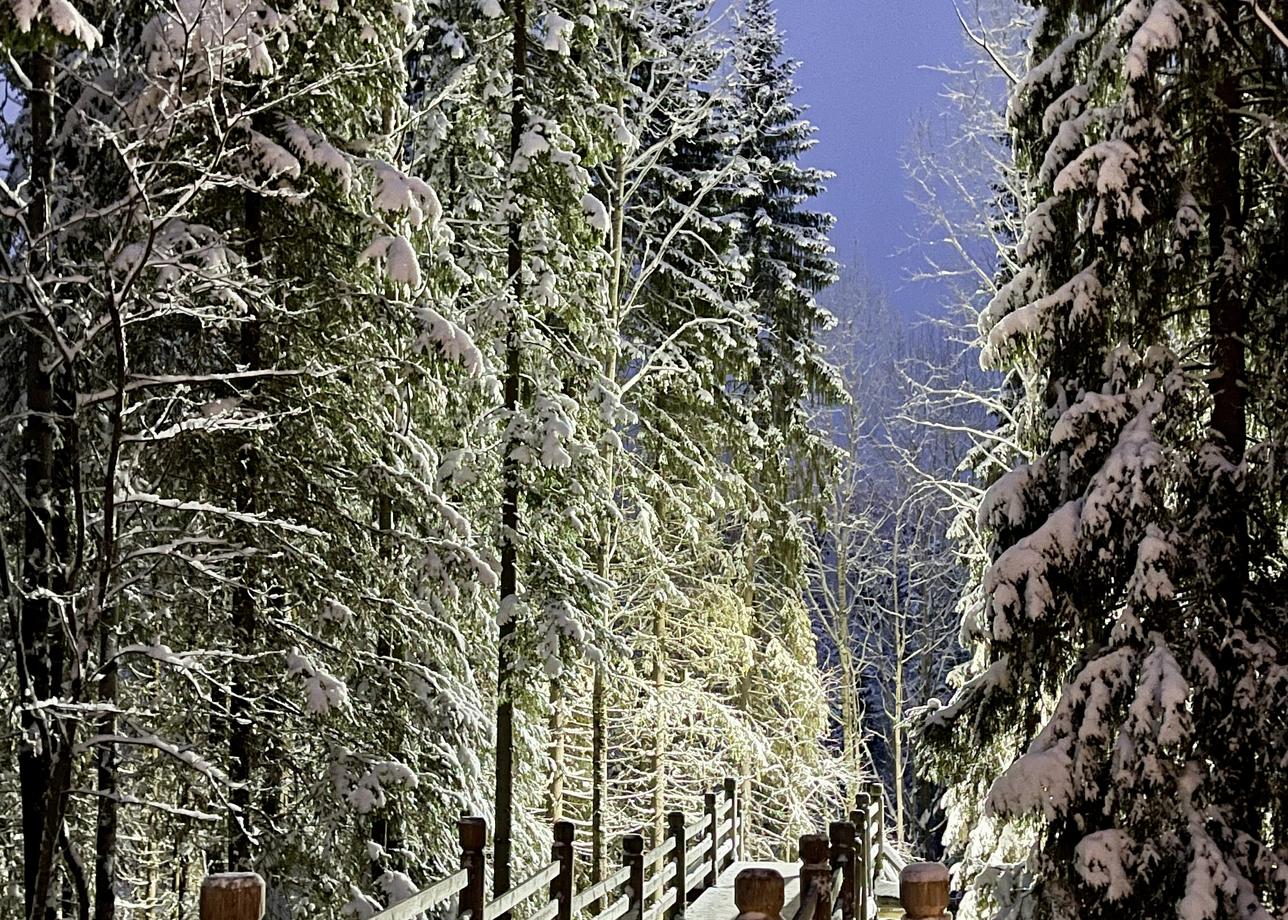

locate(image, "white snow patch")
[[1074, 830, 1135, 900], [12, 0, 102, 48], [582, 192, 610, 233], [361, 235, 422, 288], [542, 11, 574, 55], [1121, 0, 1188, 80]]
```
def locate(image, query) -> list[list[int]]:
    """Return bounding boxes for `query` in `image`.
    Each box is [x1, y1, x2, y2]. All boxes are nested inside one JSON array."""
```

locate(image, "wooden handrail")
[[686, 835, 713, 871], [531, 901, 560, 920], [599, 893, 633, 920], [195, 780, 748, 920], [684, 861, 708, 896], [369, 870, 469, 920], [644, 835, 675, 867], [573, 863, 632, 911], [483, 862, 560, 920]]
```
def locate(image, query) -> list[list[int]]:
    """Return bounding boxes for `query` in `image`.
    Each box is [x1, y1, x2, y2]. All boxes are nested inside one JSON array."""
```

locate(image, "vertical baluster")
[[799, 834, 831, 920], [625, 834, 645, 920], [852, 794, 871, 920], [551, 820, 575, 920], [459, 817, 487, 920], [723, 778, 738, 870], [704, 792, 719, 889], [668, 810, 687, 920], [829, 821, 856, 920], [865, 782, 885, 878]]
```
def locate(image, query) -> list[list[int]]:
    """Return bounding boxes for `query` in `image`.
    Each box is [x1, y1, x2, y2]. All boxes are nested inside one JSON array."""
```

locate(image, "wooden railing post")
[[200, 873, 264, 920], [734, 868, 784, 920], [899, 863, 949, 920], [704, 791, 719, 888], [551, 820, 576, 920], [852, 794, 871, 920], [829, 821, 856, 920], [459, 816, 487, 920], [668, 810, 687, 920], [723, 777, 738, 868], [865, 781, 885, 876], [798, 834, 831, 920], [625, 833, 645, 920]]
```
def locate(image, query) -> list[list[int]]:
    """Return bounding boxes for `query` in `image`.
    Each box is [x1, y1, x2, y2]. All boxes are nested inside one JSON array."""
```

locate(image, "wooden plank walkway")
[[688, 862, 802, 920], [687, 860, 901, 920]]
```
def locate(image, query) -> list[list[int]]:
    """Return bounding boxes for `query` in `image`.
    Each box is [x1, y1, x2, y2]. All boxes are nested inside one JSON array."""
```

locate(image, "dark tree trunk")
[[495, 0, 526, 902], [1206, 0, 1254, 837], [19, 48, 70, 920], [371, 491, 405, 883], [93, 620, 120, 920], [1207, 57, 1247, 585], [228, 185, 264, 871]]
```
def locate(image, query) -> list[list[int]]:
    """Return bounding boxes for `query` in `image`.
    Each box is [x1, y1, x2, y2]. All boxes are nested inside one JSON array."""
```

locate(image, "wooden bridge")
[[197, 780, 951, 920]]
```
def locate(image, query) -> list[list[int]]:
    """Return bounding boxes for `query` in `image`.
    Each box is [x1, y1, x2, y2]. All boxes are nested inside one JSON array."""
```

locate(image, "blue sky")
[[774, 1, 970, 317]]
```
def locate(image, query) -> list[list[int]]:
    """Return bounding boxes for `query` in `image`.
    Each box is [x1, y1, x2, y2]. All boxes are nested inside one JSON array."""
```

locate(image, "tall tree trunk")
[[592, 83, 628, 888], [19, 48, 69, 920], [371, 490, 405, 882], [1207, 23, 1247, 605], [93, 230, 130, 920], [495, 0, 527, 899], [93, 619, 119, 920], [548, 680, 564, 822], [650, 604, 666, 848], [228, 184, 264, 871], [589, 665, 603, 880], [891, 513, 905, 847], [833, 499, 857, 776], [1207, 1, 1252, 833]]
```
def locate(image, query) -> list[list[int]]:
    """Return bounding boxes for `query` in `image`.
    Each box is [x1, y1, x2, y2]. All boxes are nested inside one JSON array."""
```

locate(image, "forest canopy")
[[2, 1, 1286, 919]]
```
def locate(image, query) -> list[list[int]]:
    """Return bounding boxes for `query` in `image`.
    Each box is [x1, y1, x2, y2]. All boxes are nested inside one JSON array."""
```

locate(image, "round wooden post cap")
[[201, 873, 265, 920], [899, 862, 949, 919], [735, 868, 785, 920]]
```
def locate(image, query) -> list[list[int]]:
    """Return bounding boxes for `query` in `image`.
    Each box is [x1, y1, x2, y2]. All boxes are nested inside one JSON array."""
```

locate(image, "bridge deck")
[[687, 862, 801, 920], [686, 860, 900, 920]]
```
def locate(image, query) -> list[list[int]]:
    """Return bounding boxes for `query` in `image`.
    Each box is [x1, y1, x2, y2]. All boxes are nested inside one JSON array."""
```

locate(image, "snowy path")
[[685, 860, 901, 920], [687, 861, 802, 920]]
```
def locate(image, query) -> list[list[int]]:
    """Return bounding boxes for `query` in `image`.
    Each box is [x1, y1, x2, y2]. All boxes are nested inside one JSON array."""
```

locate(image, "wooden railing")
[[192, 779, 948, 920], [730, 781, 892, 920], [197, 777, 744, 920]]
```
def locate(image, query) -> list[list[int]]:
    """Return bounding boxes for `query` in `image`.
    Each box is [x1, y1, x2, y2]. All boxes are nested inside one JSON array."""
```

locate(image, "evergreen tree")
[[729, 0, 841, 608], [925, 2, 1288, 917]]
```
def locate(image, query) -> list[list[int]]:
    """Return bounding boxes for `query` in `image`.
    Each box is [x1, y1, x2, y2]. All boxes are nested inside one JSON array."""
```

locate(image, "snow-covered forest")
[[2, 0, 1286, 918]]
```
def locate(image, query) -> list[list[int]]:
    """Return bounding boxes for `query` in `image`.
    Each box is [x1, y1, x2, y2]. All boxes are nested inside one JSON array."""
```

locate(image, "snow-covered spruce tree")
[[728, 0, 841, 611], [410, 0, 620, 893], [1, 0, 497, 913], [565, 0, 758, 868], [537, 0, 851, 869], [923, 2, 1288, 918]]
